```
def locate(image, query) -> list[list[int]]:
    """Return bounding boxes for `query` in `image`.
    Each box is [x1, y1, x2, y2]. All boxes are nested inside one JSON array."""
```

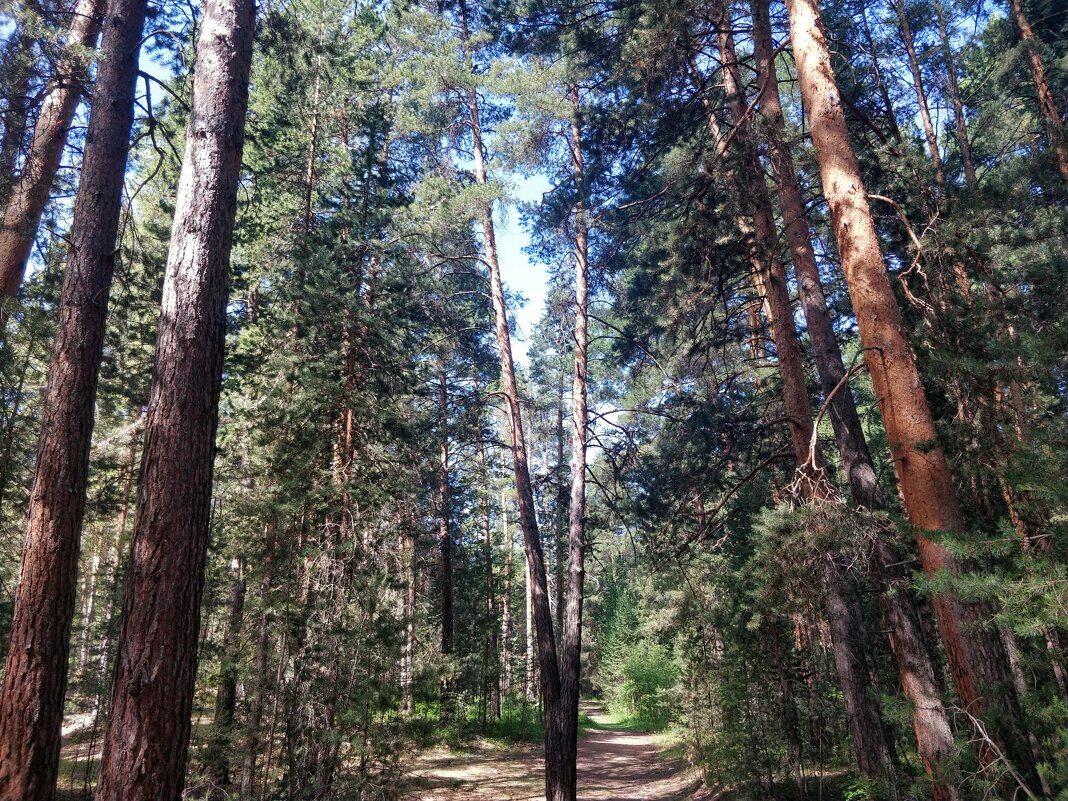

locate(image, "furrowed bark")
[[0, 0, 148, 793], [96, 0, 255, 793]]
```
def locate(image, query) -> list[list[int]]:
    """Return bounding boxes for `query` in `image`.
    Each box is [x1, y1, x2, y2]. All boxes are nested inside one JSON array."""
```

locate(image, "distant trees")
[[0, 0, 1063, 797]]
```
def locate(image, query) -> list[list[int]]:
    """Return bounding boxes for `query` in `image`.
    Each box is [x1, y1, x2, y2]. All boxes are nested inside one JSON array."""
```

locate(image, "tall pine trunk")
[[95, 0, 254, 793], [556, 82, 589, 801], [783, 0, 1035, 781], [932, 0, 976, 188], [0, 0, 148, 793], [712, 10, 897, 791], [891, 0, 944, 186], [436, 358, 455, 713], [749, 2, 958, 793], [1009, 0, 1068, 184], [0, 0, 104, 302], [457, 1, 565, 794]]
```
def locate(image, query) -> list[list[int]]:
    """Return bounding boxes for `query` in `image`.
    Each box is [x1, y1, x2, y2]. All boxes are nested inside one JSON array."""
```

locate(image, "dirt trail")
[[401, 703, 708, 801]]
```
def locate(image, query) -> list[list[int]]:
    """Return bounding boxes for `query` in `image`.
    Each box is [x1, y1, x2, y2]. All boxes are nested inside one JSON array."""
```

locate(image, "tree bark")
[[890, 0, 944, 186], [501, 489, 513, 697], [749, 4, 958, 793], [477, 429, 501, 721], [711, 13, 897, 791], [0, 0, 104, 302], [932, 0, 977, 188], [783, 0, 1034, 780], [457, 1, 565, 794], [401, 524, 417, 718], [211, 558, 247, 786], [1009, 0, 1068, 184], [95, 0, 254, 794], [436, 358, 455, 714], [0, 0, 148, 793], [557, 82, 589, 801], [240, 523, 276, 801]]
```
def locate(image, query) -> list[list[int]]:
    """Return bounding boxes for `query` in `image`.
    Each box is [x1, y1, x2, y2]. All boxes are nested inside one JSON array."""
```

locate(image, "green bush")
[[607, 640, 680, 725]]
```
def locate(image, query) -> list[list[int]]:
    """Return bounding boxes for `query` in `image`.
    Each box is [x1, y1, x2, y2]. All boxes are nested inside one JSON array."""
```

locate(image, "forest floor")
[[400, 702, 712, 801]]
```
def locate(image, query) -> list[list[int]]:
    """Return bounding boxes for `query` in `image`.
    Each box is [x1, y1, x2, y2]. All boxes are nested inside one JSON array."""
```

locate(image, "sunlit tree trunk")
[[95, 0, 255, 793], [749, 3, 959, 793], [1009, 0, 1068, 184], [0, 0, 104, 303], [0, 0, 148, 793], [783, 0, 1036, 781], [891, 0, 944, 186], [457, 1, 565, 795]]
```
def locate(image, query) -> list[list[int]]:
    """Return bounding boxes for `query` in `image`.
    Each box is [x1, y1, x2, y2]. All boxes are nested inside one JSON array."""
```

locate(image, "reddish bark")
[[783, 0, 1032, 777], [95, 0, 255, 793], [0, 0, 148, 793], [0, 0, 104, 301]]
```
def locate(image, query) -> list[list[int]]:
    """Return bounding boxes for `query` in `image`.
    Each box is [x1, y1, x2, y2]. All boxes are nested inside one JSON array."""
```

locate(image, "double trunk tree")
[[783, 0, 1036, 781], [0, 0, 149, 793], [95, 0, 255, 794], [457, 5, 589, 796], [748, 0, 958, 793], [709, 7, 896, 791]]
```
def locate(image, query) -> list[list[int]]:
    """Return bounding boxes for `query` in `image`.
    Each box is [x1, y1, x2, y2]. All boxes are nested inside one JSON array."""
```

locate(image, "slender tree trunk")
[[783, 0, 1035, 780], [95, 0, 254, 794], [859, 5, 902, 141], [0, 0, 148, 793], [0, 24, 37, 198], [501, 490, 513, 697], [555, 376, 566, 636], [436, 358, 454, 714], [932, 0, 976, 188], [211, 558, 247, 786], [749, 4, 958, 793], [891, 0, 944, 185], [457, 1, 564, 794], [240, 524, 276, 801], [0, 0, 104, 302], [1009, 0, 1068, 184], [557, 82, 589, 801], [401, 525, 417, 718], [477, 431, 500, 720]]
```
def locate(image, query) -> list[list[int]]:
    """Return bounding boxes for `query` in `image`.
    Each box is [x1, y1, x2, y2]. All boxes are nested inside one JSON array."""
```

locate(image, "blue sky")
[[495, 172, 553, 365]]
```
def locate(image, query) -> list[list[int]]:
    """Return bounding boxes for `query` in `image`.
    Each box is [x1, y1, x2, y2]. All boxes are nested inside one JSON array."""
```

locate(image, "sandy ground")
[[400, 704, 711, 801]]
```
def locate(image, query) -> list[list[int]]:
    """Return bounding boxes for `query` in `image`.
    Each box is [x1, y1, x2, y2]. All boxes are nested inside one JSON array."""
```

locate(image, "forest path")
[[400, 702, 709, 801]]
